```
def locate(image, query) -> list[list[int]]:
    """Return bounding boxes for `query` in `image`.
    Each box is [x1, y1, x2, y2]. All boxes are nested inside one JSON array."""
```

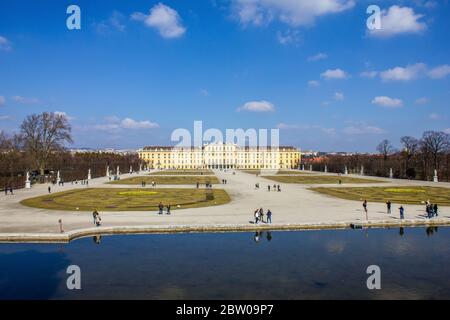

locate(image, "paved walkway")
[[1, 170, 449, 240]]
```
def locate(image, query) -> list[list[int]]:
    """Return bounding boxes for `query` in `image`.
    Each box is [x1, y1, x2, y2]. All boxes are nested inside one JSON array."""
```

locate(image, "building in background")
[[138, 143, 301, 170]]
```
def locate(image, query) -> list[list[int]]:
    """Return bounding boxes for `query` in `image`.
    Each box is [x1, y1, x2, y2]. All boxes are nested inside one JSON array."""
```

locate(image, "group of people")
[[362, 199, 441, 221], [3, 185, 14, 195], [253, 207, 272, 224], [70, 179, 89, 185], [221, 179, 228, 184], [425, 201, 439, 218], [362, 200, 405, 220], [267, 184, 281, 192], [158, 202, 171, 215]]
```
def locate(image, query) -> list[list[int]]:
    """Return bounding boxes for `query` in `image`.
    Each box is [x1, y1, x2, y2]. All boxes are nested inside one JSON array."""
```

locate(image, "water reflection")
[[0, 227, 449, 299], [253, 231, 272, 243], [426, 226, 439, 237], [93, 235, 102, 244]]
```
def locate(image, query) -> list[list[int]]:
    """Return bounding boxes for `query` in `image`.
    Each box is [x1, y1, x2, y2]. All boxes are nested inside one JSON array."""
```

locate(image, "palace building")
[[138, 143, 301, 170]]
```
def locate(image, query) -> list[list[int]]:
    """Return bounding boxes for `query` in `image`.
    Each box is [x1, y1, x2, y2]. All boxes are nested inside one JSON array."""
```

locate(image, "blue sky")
[[0, 0, 449, 152]]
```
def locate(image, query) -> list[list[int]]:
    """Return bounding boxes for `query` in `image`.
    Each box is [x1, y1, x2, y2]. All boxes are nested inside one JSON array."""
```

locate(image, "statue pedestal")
[[25, 181, 31, 189], [434, 175, 438, 183]]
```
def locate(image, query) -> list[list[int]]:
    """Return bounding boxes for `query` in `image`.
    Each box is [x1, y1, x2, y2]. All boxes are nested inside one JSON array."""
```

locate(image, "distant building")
[[138, 143, 301, 170]]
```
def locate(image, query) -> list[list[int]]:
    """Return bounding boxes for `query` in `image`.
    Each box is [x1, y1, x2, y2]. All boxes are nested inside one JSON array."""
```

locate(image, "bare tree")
[[421, 131, 450, 170], [20, 112, 73, 175], [376, 139, 394, 161]]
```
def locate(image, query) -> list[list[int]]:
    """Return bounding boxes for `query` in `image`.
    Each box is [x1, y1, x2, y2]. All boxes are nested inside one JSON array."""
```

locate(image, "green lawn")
[[109, 175, 220, 185], [263, 175, 383, 184], [310, 186, 450, 206], [149, 169, 214, 175], [20, 188, 231, 211]]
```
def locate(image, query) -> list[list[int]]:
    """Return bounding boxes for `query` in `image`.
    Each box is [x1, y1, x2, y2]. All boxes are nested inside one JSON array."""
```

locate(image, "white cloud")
[[0, 96, 5, 106], [415, 97, 429, 105], [308, 80, 320, 87], [200, 89, 209, 96], [372, 96, 403, 108], [277, 29, 300, 45], [427, 64, 450, 79], [277, 123, 300, 130], [94, 117, 159, 131], [54, 111, 76, 121], [334, 92, 344, 101], [368, 6, 426, 38], [360, 71, 378, 78], [321, 68, 348, 80], [232, 0, 355, 27], [237, 100, 275, 112], [0, 115, 10, 121], [0, 36, 11, 51], [131, 3, 186, 39], [11, 95, 40, 104], [343, 125, 385, 135], [308, 52, 327, 62], [429, 113, 441, 120], [94, 11, 126, 34], [277, 123, 335, 134], [379, 63, 426, 81], [444, 128, 450, 134], [121, 118, 159, 129]]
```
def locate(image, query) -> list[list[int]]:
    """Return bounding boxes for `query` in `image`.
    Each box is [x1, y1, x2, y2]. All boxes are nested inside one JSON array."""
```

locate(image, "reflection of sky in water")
[[0, 227, 449, 299]]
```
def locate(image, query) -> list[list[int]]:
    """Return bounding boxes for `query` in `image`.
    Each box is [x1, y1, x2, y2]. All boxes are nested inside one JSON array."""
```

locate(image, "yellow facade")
[[138, 144, 301, 170]]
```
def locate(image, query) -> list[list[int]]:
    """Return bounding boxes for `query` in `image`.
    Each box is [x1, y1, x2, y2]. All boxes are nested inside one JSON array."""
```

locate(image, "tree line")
[[303, 131, 450, 182], [1, 112, 143, 190]]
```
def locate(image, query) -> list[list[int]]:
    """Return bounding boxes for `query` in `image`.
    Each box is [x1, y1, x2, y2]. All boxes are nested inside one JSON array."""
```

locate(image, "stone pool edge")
[[1, 218, 450, 243]]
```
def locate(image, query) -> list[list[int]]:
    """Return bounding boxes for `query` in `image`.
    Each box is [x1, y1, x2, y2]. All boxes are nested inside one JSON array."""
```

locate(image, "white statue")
[[56, 170, 61, 184], [309, 164, 313, 171], [360, 165, 364, 176], [301, 164, 305, 171], [88, 168, 92, 180], [389, 168, 393, 179], [434, 169, 438, 183], [344, 166, 348, 175], [25, 171, 31, 189], [129, 165, 132, 174], [117, 165, 120, 176], [106, 166, 110, 177], [324, 165, 328, 173]]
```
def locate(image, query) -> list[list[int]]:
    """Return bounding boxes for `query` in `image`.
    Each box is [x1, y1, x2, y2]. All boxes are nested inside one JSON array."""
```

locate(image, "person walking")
[[254, 209, 259, 224], [259, 208, 264, 223], [48, 186, 51, 193], [166, 204, 171, 215], [158, 202, 164, 215], [433, 204, 439, 217], [386, 201, 392, 214], [92, 209, 98, 226], [363, 200, 368, 220], [399, 206, 405, 220], [268, 185, 271, 192], [267, 209, 272, 224]]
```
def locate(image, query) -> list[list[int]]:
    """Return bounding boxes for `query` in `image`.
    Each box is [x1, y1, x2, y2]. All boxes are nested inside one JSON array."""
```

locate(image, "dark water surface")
[[1, 227, 449, 299]]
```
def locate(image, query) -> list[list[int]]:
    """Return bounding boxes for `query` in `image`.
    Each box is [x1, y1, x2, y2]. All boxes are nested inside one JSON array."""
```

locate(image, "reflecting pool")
[[1, 227, 450, 299]]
